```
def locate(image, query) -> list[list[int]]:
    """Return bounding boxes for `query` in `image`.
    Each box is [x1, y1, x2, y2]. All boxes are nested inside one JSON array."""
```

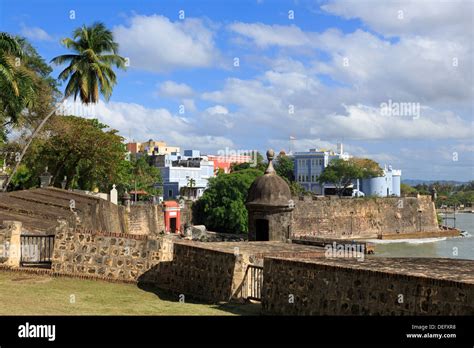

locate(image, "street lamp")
[[0, 170, 8, 191], [417, 209, 423, 232], [61, 176, 67, 189], [350, 211, 354, 235]]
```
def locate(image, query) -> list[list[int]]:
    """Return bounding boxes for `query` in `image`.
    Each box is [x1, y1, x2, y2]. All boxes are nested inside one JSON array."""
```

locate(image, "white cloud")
[[205, 105, 228, 115], [158, 81, 194, 98], [114, 15, 218, 72], [314, 104, 473, 140], [228, 22, 313, 48], [67, 99, 234, 153], [311, 29, 472, 105], [201, 105, 234, 130], [181, 98, 196, 113], [20, 25, 53, 42], [322, 0, 473, 41]]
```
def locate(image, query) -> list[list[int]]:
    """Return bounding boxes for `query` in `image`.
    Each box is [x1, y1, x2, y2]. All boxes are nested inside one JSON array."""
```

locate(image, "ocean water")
[[369, 213, 474, 260]]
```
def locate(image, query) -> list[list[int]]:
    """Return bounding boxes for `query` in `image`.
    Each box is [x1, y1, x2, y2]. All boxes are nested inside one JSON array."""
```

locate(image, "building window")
[[168, 189, 173, 197]]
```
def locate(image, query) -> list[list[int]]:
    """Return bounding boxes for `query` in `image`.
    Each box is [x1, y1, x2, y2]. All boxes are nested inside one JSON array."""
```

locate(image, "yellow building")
[[138, 139, 180, 156]]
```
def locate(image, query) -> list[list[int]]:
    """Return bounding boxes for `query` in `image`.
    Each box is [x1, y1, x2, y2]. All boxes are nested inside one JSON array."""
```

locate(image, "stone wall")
[[139, 242, 246, 302], [0, 221, 21, 265], [180, 201, 193, 227], [262, 256, 474, 315], [126, 205, 165, 235], [292, 196, 439, 239], [0, 188, 125, 234], [51, 227, 170, 281]]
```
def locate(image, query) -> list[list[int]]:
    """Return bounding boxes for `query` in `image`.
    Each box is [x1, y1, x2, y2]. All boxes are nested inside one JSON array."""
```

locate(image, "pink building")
[[207, 154, 253, 174]]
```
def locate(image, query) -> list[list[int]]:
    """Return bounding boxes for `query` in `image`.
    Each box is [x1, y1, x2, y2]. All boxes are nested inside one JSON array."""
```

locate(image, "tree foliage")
[[317, 157, 383, 197], [192, 169, 263, 234], [8, 116, 124, 191], [230, 151, 266, 173], [0, 33, 40, 139], [51, 22, 126, 104], [274, 154, 294, 182], [405, 181, 474, 208], [118, 154, 162, 198], [401, 183, 417, 196]]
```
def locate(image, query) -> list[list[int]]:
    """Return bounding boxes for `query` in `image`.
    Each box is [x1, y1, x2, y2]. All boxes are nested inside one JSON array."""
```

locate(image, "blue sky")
[[1, 0, 473, 181]]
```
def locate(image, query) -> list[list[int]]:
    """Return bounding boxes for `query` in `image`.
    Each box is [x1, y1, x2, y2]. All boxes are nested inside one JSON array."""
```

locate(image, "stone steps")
[[9, 191, 78, 210], [0, 188, 112, 233], [0, 197, 74, 221], [0, 210, 57, 232]]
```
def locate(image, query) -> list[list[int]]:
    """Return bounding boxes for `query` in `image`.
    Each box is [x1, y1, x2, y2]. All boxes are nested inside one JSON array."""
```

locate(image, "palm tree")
[[3, 23, 126, 191], [0, 33, 22, 95], [0, 33, 37, 127], [51, 22, 126, 103]]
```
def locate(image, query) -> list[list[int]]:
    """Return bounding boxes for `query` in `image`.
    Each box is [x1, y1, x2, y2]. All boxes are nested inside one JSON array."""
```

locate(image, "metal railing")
[[241, 265, 263, 301], [20, 235, 55, 268]]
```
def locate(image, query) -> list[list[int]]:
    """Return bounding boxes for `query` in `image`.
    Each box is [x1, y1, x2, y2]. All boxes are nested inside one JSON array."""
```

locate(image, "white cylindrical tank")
[[392, 173, 401, 197]]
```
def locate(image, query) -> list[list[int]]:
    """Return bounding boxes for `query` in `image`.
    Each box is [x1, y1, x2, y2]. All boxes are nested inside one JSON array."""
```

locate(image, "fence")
[[20, 235, 55, 268], [241, 265, 263, 301]]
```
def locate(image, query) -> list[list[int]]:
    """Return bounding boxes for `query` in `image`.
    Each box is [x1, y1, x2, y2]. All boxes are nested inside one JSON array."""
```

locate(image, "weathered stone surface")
[[51, 227, 169, 281], [292, 196, 440, 239], [261, 256, 474, 315]]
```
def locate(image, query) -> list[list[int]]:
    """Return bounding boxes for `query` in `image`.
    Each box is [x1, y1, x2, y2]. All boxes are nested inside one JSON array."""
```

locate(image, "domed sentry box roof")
[[246, 149, 292, 208]]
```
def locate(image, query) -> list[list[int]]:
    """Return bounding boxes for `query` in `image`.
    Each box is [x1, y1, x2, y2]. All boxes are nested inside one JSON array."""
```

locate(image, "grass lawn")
[[0, 272, 260, 315]]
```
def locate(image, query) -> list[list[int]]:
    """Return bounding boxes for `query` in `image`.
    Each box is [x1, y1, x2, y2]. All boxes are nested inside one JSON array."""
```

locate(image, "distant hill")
[[402, 179, 468, 186]]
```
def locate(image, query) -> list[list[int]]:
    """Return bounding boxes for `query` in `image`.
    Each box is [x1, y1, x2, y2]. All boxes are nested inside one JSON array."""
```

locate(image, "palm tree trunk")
[[3, 97, 66, 192]]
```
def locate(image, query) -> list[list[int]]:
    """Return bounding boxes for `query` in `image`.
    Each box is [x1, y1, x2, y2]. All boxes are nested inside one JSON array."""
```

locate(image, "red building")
[[163, 201, 181, 233], [126, 142, 140, 154], [207, 154, 252, 174]]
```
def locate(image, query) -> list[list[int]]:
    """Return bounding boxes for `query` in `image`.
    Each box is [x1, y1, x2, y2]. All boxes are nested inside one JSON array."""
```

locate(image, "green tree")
[[192, 169, 263, 233], [401, 183, 417, 196], [274, 154, 295, 182], [317, 158, 383, 197], [121, 154, 162, 198], [0, 33, 38, 135], [51, 22, 126, 103], [4, 23, 126, 191], [9, 116, 129, 191], [230, 151, 266, 173]]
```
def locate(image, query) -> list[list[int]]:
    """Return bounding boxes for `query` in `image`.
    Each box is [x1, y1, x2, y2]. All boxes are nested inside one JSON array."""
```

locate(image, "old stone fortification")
[[0, 188, 125, 233], [140, 242, 245, 302], [1, 219, 473, 315], [0, 221, 21, 265], [0, 187, 442, 241], [126, 205, 165, 235], [262, 256, 474, 315], [0, 187, 195, 237], [50, 227, 174, 281], [138, 241, 325, 302], [292, 195, 439, 239]]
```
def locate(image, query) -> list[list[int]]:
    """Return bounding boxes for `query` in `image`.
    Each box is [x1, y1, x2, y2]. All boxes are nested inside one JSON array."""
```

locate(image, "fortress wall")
[[292, 196, 439, 239], [126, 205, 165, 235], [139, 242, 246, 302], [262, 257, 474, 315], [0, 221, 21, 265], [51, 227, 167, 281]]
